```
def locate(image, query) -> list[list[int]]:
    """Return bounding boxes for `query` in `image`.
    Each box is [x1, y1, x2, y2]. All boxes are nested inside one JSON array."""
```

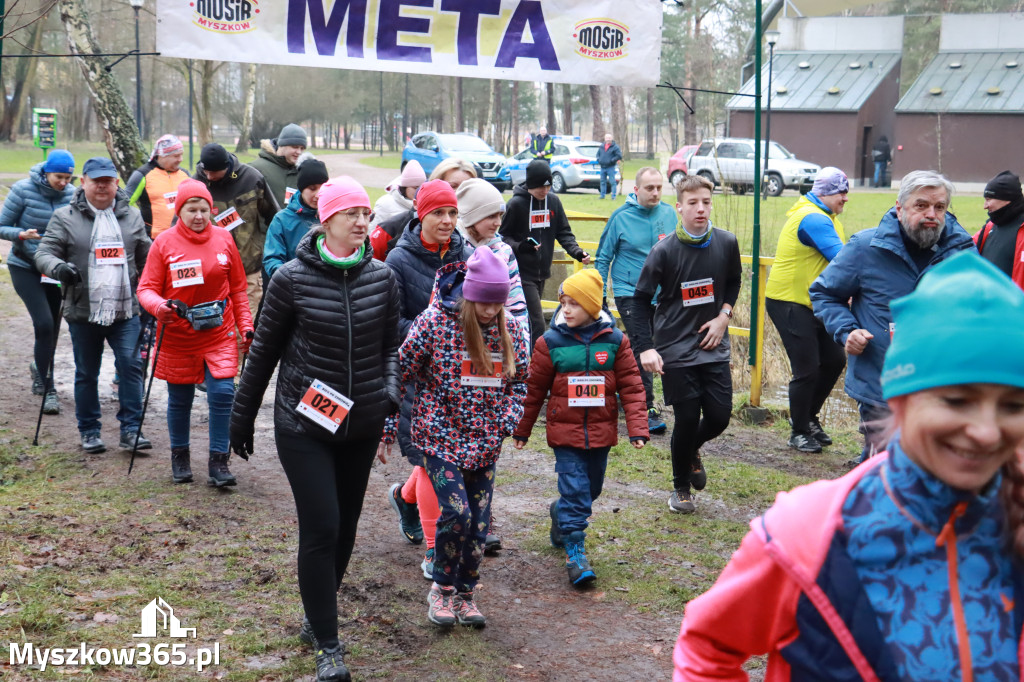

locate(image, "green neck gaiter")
[[675, 222, 713, 248], [317, 234, 365, 270]]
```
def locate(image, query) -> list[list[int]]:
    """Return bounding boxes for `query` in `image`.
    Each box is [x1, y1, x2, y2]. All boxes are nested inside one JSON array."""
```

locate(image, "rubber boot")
[[207, 451, 237, 487], [171, 446, 193, 484]]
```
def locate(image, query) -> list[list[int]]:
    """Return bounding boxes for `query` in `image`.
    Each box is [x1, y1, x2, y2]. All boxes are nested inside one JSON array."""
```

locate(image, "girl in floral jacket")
[[380, 247, 528, 628]]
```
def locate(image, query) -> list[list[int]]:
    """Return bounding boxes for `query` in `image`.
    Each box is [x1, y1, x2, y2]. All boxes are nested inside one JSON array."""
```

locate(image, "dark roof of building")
[[896, 50, 1024, 113], [728, 51, 901, 112]]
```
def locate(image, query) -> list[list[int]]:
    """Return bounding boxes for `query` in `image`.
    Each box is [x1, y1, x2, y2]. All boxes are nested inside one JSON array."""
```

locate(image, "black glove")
[[229, 431, 253, 461], [55, 262, 82, 286], [165, 299, 188, 319]]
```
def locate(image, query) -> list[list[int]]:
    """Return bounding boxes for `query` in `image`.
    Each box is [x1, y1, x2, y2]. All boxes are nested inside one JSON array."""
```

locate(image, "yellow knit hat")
[[559, 269, 604, 319]]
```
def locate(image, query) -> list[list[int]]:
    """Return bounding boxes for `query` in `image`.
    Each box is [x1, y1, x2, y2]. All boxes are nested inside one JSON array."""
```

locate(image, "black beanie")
[[200, 143, 232, 172], [984, 170, 1023, 202], [525, 159, 552, 189], [296, 159, 329, 192]]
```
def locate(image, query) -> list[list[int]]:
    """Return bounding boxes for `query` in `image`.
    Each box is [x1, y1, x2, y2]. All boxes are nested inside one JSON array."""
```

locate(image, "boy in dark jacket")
[[499, 160, 590, 348], [513, 269, 648, 586]]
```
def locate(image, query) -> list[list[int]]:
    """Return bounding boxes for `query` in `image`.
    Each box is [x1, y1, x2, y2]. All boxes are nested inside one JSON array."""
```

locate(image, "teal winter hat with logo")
[[881, 251, 1024, 399]]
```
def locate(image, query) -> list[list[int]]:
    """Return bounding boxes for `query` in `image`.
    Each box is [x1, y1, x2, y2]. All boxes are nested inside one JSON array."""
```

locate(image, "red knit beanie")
[[416, 179, 458, 221], [174, 179, 214, 217]]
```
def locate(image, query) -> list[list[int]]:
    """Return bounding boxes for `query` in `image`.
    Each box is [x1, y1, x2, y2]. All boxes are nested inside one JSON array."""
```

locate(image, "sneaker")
[[120, 430, 152, 451], [647, 407, 667, 435], [564, 533, 596, 586], [30, 362, 44, 396], [690, 451, 707, 491], [388, 483, 423, 544], [789, 431, 823, 453], [484, 513, 501, 555], [299, 616, 318, 650], [809, 418, 833, 446], [420, 548, 434, 580], [427, 584, 457, 626], [549, 500, 564, 548], [42, 390, 60, 415], [81, 432, 106, 454], [668, 489, 696, 514], [453, 591, 486, 627], [314, 645, 350, 682]]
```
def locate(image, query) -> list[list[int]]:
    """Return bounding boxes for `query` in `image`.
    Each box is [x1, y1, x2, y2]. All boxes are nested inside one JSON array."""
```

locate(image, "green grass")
[[357, 152, 404, 171]]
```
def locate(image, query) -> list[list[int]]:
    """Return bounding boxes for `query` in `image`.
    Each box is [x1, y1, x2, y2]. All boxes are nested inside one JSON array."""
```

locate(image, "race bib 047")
[[213, 207, 244, 231]]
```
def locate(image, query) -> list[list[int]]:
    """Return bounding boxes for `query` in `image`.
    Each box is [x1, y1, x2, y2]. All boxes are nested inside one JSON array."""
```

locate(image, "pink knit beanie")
[[463, 246, 510, 304], [399, 159, 427, 189], [317, 176, 371, 223]]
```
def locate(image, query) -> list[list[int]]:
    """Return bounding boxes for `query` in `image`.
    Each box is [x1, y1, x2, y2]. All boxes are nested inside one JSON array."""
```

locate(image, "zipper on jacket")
[[343, 269, 353, 438], [582, 336, 591, 449], [935, 501, 973, 682]]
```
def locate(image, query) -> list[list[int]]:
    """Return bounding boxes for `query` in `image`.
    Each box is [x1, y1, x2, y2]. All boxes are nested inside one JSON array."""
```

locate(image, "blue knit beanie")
[[43, 149, 75, 175], [881, 251, 1024, 399]]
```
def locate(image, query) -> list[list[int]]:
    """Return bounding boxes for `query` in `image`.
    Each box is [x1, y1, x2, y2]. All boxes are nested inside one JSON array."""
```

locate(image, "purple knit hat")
[[463, 247, 510, 303]]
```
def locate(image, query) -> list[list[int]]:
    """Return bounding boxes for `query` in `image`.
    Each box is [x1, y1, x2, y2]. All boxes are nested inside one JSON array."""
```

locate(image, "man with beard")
[[974, 170, 1024, 290], [810, 171, 975, 462]]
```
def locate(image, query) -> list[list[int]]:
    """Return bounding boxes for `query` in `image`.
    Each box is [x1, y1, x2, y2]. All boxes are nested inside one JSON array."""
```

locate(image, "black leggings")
[[765, 298, 846, 434], [9, 264, 62, 392], [522, 278, 547, 349], [664, 362, 732, 491], [275, 430, 378, 648]]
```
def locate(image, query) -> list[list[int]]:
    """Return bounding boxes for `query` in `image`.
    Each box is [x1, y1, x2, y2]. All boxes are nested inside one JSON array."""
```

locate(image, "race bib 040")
[[460, 352, 504, 388], [296, 379, 353, 433], [567, 375, 606, 407], [170, 259, 204, 288], [681, 278, 714, 307]]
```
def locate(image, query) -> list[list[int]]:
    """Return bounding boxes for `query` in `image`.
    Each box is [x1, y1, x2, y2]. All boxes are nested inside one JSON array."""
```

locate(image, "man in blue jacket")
[[809, 170, 975, 462], [597, 133, 623, 200], [596, 167, 677, 434]]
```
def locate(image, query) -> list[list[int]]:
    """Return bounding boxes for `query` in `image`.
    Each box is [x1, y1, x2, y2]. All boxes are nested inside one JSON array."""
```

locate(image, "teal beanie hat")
[[881, 251, 1024, 399]]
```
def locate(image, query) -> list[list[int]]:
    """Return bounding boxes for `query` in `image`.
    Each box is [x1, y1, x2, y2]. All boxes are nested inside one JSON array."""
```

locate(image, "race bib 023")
[[681, 278, 714, 307], [170, 259, 204, 288], [460, 352, 504, 388], [296, 380, 353, 433]]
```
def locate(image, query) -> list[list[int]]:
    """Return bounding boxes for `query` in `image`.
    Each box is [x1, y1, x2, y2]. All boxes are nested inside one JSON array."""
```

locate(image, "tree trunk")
[[589, 85, 604, 140], [0, 19, 46, 142], [455, 77, 464, 132], [561, 84, 573, 139], [511, 82, 520, 152], [194, 60, 218, 146], [610, 86, 628, 161], [493, 81, 503, 154], [403, 74, 409, 144], [235, 63, 257, 153], [546, 83, 556, 134], [645, 88, 655, 159], [58, 0, 147, 180]]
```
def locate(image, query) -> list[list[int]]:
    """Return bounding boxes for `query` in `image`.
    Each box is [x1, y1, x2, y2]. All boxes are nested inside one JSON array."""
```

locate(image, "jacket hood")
[[258, 139, 293, 170], [550, 307, 615, 341], [294, 229, 374, 275], [621, 192, 664, 216], [872, 207, 973, 257], [512, 184, 532, 199], [30, 163, 68, 200], [286, 190, 315, 217], [70, 186, 132, 218], [430, 261, 469, 314], [787, 193, 831, 218], [394, 221, 467, 260]]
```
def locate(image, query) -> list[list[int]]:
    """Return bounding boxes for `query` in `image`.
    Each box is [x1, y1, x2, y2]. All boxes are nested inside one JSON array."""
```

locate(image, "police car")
[[497, 136, 622, 193]]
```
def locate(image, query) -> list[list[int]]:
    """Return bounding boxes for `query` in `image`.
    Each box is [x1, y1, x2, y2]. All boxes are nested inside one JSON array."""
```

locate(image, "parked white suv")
[[687, 138, 819, 196]]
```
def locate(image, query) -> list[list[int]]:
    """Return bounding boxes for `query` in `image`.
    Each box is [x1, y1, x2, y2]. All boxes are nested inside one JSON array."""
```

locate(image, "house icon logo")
[[133, 597, 197, 638]]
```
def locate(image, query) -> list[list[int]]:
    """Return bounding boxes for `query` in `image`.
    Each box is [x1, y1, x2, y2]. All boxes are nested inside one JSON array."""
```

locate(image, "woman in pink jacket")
[[137, 180, 252, 487]]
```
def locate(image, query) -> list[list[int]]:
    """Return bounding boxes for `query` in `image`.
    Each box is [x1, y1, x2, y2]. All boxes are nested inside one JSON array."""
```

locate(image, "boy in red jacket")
[[513, 269, 648, 586]]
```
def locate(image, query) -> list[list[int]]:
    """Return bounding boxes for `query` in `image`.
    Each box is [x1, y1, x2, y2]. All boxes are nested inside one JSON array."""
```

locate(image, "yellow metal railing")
[[544, 236, 773, 406]]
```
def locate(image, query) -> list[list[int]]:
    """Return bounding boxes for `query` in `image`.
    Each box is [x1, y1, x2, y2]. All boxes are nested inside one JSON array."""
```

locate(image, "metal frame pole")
[[749, 0, 764, 384], [134, 6, 142, 132]]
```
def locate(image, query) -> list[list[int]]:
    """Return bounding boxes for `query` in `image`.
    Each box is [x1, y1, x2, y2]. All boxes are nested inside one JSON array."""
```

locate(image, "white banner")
[[155, 0, 663, 86]]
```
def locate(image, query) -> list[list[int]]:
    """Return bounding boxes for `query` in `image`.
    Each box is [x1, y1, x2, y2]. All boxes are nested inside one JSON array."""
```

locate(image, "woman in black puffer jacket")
[[230, 176, 399, 682]]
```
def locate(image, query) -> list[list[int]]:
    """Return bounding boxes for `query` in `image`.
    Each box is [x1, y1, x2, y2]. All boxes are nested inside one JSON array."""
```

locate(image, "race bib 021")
[[460, 351, 504, 388], [567, 375, 606, 407], [296, 379, 353, 433], [681, 278, 714, 307], [170, 259, 204, 288]]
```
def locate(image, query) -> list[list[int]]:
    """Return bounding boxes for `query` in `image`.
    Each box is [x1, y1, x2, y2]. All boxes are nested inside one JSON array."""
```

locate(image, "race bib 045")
[[681, 278, 714, 307]]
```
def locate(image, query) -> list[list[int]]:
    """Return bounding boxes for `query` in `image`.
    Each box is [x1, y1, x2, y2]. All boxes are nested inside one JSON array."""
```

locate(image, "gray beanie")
[[457, 178, 506, 229], [276, 123, 307, 148]]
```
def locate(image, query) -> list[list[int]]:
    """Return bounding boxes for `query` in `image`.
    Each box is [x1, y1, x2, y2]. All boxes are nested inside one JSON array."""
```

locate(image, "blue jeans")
[[423, 456, 494, 592], [858, 401, 892, 463], [554, 446, 611, 535], [873, 161, 886, 187], [166, 364, 234, 452], [67, 316, 143, 436], [599, 165, 617, 199]]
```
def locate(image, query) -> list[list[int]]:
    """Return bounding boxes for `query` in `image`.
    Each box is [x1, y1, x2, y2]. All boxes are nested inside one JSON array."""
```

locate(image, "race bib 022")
[[94, 241, 126, 266]]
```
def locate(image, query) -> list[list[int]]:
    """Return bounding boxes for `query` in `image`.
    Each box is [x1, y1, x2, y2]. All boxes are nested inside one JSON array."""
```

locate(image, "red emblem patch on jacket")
[[594, 351, 609, 365]]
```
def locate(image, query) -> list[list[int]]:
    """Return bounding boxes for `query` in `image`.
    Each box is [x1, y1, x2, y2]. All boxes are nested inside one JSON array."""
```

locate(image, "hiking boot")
[[647, 407, 668, 435], [421, 548, 434, 580], [691, 451, 707, 491], [564, 532, 596, 586], [30, 362, 44, 396], [484, 513, 501, 555], [314, 645, 350, 682], [207, 451, 237, 487], [299, 616, 318, 650], [42, 390, 60, 415], [809, 418, 833, 446], [171, 446, 193, 484], [549, 500, 564, 548], [388, 483, 423, 544], [668, 489, 696, 514], [427, 584, 458, 626], [81, 432, 106, 454], [120, 430, 152, 451], [789, 431, 823, 453], [453, 591, 486, 628], [196, 380, 207, 393]]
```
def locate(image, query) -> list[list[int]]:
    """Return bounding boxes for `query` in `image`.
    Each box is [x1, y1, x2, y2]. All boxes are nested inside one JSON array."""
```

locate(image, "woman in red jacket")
[[137, 180, 253, 487]]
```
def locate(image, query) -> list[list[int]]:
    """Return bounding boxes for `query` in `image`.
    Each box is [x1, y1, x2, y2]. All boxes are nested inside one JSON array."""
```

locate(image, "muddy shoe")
[[81, 432, 106, 454], [809, 418, 833, 446], [120, 430, 152, 451], [207, 451, 237, 487], [171, 446, 193, 484], [314, 645, 350, 682], [42, 390, 60, 415], [668, 489, 696, 514], [484, 513, 501, 555], [30, 362, 44, 396], [549, 500, 564, 548], [454, 591, 486, 628], [691, 451, 707, 491], [427, 584, 457, 626], [564, 532, 596, 586], [421, 548, 434, 580], [299, 616, 318, 650], [789, 431, 823, 453], [388, 483, 423, 544]]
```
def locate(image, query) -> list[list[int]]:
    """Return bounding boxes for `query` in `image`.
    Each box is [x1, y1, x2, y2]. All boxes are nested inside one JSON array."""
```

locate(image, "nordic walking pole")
[[33, 286, 69, 446], [129, 322, 166, 476]]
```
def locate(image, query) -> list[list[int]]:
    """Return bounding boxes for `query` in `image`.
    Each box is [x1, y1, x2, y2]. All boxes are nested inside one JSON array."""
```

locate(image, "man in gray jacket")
[[35, 158, 152, 454]]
